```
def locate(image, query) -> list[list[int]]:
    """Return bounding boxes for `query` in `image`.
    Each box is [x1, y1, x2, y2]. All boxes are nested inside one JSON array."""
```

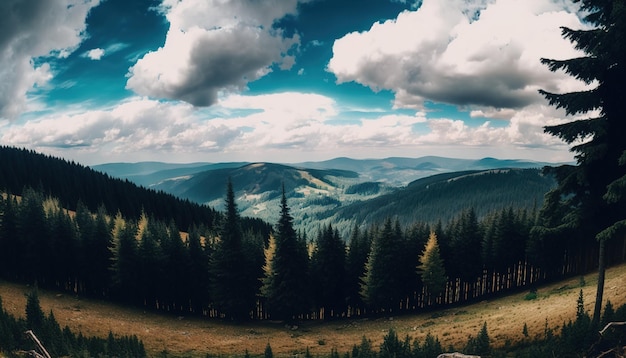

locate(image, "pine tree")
[[0, 193, 19, 280], [538, 0, 626, 324], [261, 186, 309, 322], [211, 179, 254, 320], [361, 218, 405, 312], [187, 225, 211, 315], [345, 225, 370, 314], [310, 224, 346, 319], [450, 208, 483, 281], [109, 214, 140, 304], [418, 231, 447, 303]]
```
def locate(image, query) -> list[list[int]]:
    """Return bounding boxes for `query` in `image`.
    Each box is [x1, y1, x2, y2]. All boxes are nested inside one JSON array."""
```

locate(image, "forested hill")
[[0, 146, 269, 233], [331, 168, 556, 226]]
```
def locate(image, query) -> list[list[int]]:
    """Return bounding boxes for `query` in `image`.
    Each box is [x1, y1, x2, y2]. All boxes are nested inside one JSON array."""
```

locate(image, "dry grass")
[[2, 263, 626, 357]]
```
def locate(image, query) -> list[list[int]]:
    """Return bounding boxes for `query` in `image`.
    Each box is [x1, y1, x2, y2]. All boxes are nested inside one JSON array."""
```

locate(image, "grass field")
[[2, 263, 626, 357]]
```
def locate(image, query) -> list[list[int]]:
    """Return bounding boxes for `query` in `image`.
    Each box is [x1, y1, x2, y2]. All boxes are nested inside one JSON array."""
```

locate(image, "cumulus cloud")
[[126, 0, 308, 107], [328, 0, 589, 111], [0, 0, 100, 120], [1, 91, 575, 164], [84, 48, 105, 60]]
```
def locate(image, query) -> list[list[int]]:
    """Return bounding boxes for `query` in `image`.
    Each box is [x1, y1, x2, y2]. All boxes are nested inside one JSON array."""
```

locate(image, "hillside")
[[95, 159, 556, 236], [1, 263, 624, 357], [330, 168, 556, 227], [0, 146, 272, 234]]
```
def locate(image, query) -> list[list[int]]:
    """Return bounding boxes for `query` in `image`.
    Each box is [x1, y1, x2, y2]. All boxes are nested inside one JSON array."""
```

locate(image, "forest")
[[1, 169, 624, 323]]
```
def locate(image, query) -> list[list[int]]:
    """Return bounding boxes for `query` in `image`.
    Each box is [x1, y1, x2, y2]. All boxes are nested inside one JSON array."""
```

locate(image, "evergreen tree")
[[261, 186, 309, 322], [361, 218, 405, 312], [110, 214, 140, 304], [137, 214, 166, 309], [538, 0, 626, 323], [47, 204, 79, 292], [211, 179, 255, 320], [418, 231, 448, 303], [187, 225, 211, 315], [18, 188, 48, 284], [311, 224, 346, 319], [345, 225, 370, 314], [25, 289, 45, 332], [0, 193, 19, 280], [449, 208, 483, 281]]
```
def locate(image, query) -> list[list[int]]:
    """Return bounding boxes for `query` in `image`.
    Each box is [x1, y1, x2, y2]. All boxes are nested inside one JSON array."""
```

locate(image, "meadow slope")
[[1, 263, 625, 357]]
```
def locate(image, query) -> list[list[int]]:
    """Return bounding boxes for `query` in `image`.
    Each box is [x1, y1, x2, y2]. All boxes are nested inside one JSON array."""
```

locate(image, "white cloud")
[[328, 0, 589, 112], [0, 0, 100, 120], [84, 48, 105, 60], [126, 0, 308, 107], [0, 91, 576, 164]]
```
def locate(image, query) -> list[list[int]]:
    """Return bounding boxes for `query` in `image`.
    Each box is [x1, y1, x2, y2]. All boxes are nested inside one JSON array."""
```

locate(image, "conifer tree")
[[538, 0, 626, 323], [109, 214, 140, 304], [345, 225, 370, 314], [449, 208, 483, 281], [187, 225, 211, 315], [418, 231, 447, 303], [361, 218, 405, 312], [0, 193, 19, 280], [261, 186, 309, 322], [311, 224, 346, 319], [211, 179, 254, 320]]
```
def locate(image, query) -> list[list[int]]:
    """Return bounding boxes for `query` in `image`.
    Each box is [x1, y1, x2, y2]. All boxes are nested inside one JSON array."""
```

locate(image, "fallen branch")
[[599, 322, 626, 336]]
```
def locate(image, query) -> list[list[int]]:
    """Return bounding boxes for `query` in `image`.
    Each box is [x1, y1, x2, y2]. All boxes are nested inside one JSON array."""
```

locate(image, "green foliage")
[[464, 322, 490, 356], [524, 288, 538, 301], [0, 292, 145, 357], [211, 179, 258, 320], [264, 342, 273, 358], [378, 329, 411, 358], [418, 231, 447, 300], [261, 187, 310, 322], [310, 224, 346, 319], [538, 0, 626, 324], [351, 336, 376, 358]]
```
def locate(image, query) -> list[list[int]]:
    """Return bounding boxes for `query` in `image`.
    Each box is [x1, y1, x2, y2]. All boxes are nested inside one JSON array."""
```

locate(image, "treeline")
[[0, 290, 145, 357], [333, 169, 555, 227], [0, 146, 271, 236], [2, 181, 624, 322]]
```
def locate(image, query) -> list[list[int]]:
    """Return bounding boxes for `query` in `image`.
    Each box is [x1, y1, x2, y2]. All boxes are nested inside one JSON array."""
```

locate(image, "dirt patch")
[[2, 263, 625, 357]]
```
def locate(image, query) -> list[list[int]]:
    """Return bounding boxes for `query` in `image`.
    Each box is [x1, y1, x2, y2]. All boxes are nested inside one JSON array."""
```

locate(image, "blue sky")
[[0, 0, 592, 165]]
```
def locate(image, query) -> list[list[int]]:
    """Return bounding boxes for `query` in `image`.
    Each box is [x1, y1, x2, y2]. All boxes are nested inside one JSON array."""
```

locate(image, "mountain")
[[328, 168, 556, 230], [92, 161, 248, 187], [93, 158, 557, 237], [292, 156, 553, 185], [0, 146, 272, 235]]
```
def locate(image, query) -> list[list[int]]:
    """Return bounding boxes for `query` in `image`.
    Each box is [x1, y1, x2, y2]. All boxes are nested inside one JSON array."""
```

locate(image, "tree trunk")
[[593, 238, 606, 325]]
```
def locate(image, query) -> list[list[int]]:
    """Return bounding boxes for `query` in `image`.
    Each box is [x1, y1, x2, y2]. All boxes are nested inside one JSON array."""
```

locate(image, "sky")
[[0, 0, 593, 165]]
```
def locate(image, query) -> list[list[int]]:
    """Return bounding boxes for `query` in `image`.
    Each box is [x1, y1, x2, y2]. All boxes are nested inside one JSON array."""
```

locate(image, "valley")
[[1, 263, 625, 356], [92, 156, 557, 236]]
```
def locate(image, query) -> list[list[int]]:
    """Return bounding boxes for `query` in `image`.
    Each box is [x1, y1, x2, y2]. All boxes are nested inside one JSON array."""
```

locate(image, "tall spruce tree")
[[261, 186, 309, 322], [538, 0, 626, 323], [418, 231, 447, 304], [361, 218, 405, 312], [311, 224, 346, 319], [211, 179, 254, 320]]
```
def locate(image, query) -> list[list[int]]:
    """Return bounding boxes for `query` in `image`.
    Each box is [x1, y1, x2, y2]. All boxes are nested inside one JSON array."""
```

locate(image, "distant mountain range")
[[92, 157, 558, 235]]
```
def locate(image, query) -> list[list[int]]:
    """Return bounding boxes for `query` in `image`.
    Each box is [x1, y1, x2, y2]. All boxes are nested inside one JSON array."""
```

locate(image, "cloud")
[[126, 0, 308, 107], [84, 48, 105, 60], [0, 0, 100, 120], [1, 91, 575, 164], [327, 0, 589, 111]]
